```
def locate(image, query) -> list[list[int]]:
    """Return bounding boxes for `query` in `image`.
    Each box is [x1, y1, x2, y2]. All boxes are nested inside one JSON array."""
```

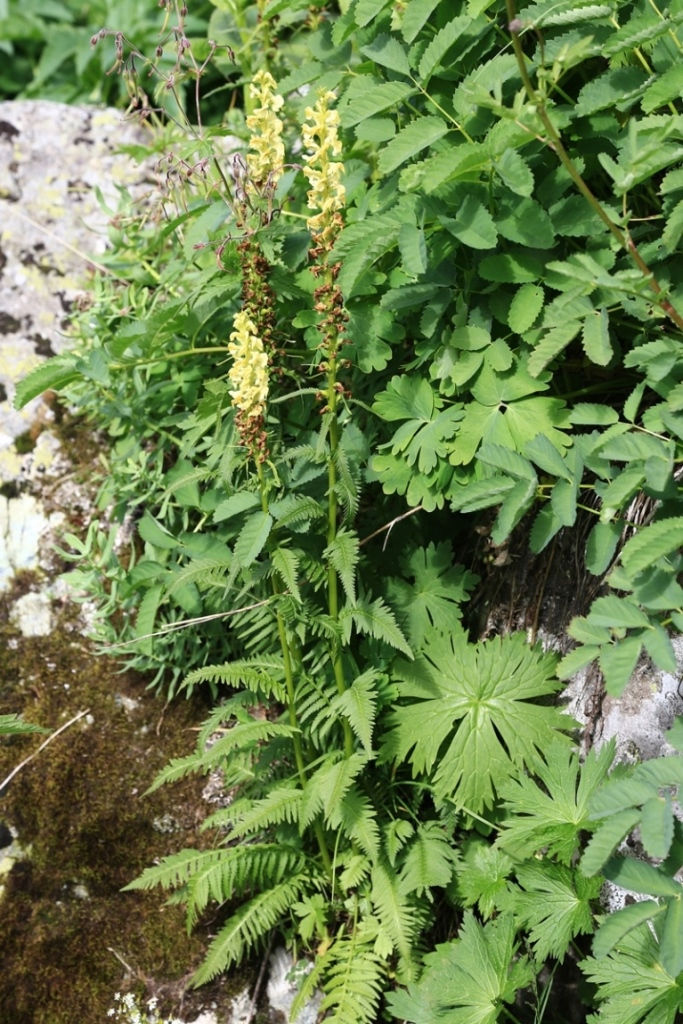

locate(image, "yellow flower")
[[228, 309, 269, 419], [246, 70, 285, 189], [302, 91, 345, 245]]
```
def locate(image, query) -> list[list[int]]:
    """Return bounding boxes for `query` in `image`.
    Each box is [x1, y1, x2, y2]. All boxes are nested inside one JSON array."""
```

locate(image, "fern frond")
[[319, 934, 386, 1024], [191, 874, 310, 985], [334, 445, 360, 520], [220, 785, 304, 839], [147, 719, 296, 794], [183, 656, 285, 702], [301, 753, 369, 830], [124, 848, 220, 894], [340, 786, 381, 861], [331, 669, 379, 756], [325, 527, 360, 606], [184, 843, 308, 929], [167, 553, 232, 595], [371, 860, 418, 981]]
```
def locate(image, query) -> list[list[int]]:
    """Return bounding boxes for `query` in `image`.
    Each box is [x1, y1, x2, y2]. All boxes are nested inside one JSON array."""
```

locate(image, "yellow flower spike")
[[228, 309, 270, 420], [246, 70, 285, 189], [302, 90, 346, 246]]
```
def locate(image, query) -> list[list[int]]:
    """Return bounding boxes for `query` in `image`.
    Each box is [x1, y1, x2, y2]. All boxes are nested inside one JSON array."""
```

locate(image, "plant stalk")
[[257, 461, 332, 874], [506, 1, 683, 334]]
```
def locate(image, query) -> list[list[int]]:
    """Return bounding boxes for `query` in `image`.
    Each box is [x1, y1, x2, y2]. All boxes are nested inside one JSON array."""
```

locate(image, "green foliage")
[[0, 714, 48, 737], [18, 0, 683, 1016]]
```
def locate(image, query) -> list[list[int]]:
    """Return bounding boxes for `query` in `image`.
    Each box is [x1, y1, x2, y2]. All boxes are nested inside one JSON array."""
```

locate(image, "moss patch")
[[0, 595, 251, 1024]]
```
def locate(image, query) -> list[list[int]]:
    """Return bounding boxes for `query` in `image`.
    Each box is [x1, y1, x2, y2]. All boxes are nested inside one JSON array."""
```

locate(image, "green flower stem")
[[506, 0, 683, 334], [324, 322, 354, 760], [257, 461, 332, 874]]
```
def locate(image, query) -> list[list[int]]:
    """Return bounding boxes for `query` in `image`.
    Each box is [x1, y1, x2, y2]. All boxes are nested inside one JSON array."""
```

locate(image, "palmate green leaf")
[[581, 923, 683, 1024], [399, 821, 457, 896], [386, 541, 478, 649], [454, 838, 513, 918], [386, 630, 568, 812], [374, 375, 464, 473], [378, 116, 450, 176], [497, 739, 615, 864], [386, 912, 533, 1024], [503, 862, 601, 962], [620, 518, 683, 578]]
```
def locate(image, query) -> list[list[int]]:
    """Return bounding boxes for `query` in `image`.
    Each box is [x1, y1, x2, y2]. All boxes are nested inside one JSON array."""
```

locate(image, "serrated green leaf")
[[348, 596, 413, 657], [360, 33, 410, 74], [600, 637, 643, 696], [491, 477, 537, 545], [524, 433, 571, 480], [642, 64, 683, 114], [14, 356, 79, 409], [508, 283, 544, 334], [325, 528, 359, 606], [398, 222, 428, 277], [581, 808, 641, 876], [493, 148, 534, 197], [454, 838, 512, 917], [138, 512, 178, 551], [582, 308, 613, 366], [419, 15, 471, 80], [401, 0, 441, 42], [551, 477, 578, 527], [598, 467, 646, 512], [378, 116, 450, 176], [591, 899, 665, 959], [569, 404, 620, 425], [355, 116, 396, 142], [528, 321, 582, 377], [441, 195, 498, 249], [661, 895, 683, 977], [341, 81, 415, 128], [557, 644, 602, 678], [604, 856, 683, 898], [214, 492, 261, 522], [568, 617, 612, 645], [586, 520, 621, 575], [643, 625, 677, 674], [529, 505, 565, 553], [640, 794, 674, 860], [588, 595, 650, 628], [621, 518, 683, 577], [271, 547, 301, 602]]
